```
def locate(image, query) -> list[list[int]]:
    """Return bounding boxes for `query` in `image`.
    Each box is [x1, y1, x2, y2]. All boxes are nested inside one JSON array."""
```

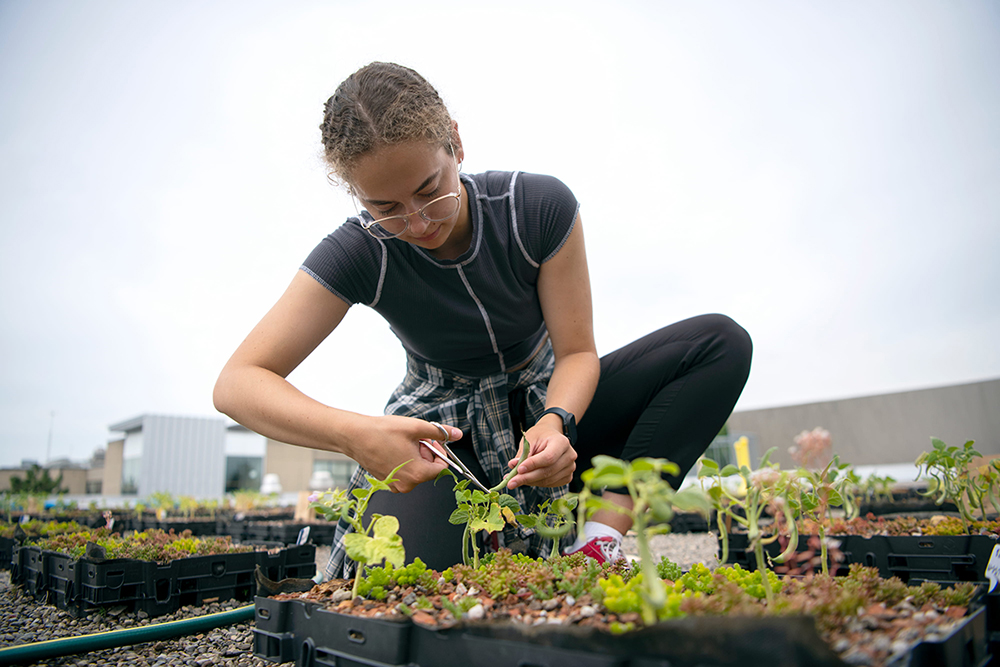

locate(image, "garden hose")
[[0, 604, 255, 666]]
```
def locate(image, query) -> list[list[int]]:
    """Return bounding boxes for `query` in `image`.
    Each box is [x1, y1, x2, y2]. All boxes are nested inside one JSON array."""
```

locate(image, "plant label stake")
[[986, 544, 1000, 593]]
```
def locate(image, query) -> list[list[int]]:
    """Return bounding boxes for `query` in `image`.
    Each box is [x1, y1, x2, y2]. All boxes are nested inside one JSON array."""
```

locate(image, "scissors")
[[419, 421, 491, 493]]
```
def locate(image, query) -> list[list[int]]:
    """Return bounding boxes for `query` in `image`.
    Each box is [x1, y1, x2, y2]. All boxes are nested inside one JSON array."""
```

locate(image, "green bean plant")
[[862, 473, 897, 505], [791, 455, 858, 575], [698, 447, 797, 604], [514, 495, 579, 559], [916, 438, 989, 531], [311, 461, 409, 599], [447, 437, 529, 568], [577, 455, 711, 624]]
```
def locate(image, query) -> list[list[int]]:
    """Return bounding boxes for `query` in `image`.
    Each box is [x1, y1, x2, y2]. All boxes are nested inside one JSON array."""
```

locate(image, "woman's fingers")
[[507, 436, 577, 489]]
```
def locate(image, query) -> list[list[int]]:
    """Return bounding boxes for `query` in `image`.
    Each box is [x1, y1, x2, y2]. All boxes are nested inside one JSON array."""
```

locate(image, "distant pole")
[[46, 411, 55, 464]]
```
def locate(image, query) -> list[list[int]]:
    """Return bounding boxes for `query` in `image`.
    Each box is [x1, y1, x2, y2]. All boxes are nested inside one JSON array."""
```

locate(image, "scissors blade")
[[441, 442, 491, 493], [419, 439, 490, 493]]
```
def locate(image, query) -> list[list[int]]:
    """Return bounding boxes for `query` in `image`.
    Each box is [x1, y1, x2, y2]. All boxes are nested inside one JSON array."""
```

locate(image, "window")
[[225, 456, 263, 493], [312, 459, 359, 490], [121, 457, 140, 495]]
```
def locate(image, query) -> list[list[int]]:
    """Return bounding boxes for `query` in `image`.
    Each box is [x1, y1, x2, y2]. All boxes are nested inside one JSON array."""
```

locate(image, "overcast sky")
[[1, 0, 998, 469]]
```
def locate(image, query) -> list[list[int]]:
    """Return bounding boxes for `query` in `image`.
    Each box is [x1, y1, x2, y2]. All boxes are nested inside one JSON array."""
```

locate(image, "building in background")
[[728, 378, 999, 468], [2, 378, 995, 497], [100, 414, 357, 499]]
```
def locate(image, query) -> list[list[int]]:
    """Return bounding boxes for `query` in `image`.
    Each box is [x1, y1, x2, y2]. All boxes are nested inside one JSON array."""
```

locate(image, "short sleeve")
[[514, 173, 580, 265], [300, 219, 383, 306]]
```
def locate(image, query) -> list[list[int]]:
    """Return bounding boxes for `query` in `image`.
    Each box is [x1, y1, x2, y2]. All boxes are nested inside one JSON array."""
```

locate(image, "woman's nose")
[[407, 213, 431, 235]]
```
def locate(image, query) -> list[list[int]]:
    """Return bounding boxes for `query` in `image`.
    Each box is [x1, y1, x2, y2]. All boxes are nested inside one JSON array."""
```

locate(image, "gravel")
[[0, 537, 719, 666]]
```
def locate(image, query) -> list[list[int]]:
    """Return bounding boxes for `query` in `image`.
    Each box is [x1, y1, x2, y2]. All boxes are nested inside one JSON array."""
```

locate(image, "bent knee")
[[701, 313, 753, 367]]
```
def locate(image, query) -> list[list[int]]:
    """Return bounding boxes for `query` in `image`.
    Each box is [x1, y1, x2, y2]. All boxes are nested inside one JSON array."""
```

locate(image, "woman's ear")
[[451, 120, 465, 164]]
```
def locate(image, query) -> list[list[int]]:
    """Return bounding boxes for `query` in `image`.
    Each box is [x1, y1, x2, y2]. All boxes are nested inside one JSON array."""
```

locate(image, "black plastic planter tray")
[[254, 595, 411, 666], [257, 543, 317, 582], [254, 596, 989, 667], [669, 511, 712, 534], [13, 545, 49, 600], [0, 535, 14, 570], [216, 518, 249, 541], [153, 519, 220, 536], [838, 534, 998, 584], [10, 543, 316, 618]]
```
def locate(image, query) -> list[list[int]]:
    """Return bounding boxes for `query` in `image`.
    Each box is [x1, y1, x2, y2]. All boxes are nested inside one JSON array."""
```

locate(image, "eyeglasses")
[[353, 162, 462, 240]]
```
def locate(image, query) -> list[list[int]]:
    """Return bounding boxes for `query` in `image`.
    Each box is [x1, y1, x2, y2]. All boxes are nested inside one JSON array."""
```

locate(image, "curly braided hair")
[[320, 62, 455, 186]]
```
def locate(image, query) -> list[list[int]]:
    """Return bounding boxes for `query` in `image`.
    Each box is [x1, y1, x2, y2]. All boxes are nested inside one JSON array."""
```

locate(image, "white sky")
[[1, 0, 998, 468]]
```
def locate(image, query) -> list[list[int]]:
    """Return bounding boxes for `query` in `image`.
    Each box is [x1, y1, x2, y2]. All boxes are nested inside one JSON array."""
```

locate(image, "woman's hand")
[[504, 421, 577, 489], [348, 416, 463, 493]]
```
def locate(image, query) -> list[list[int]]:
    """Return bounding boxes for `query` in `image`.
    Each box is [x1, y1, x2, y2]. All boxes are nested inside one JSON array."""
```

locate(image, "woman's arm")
[[506, 213, 600, 489], [213, 271, 457, 491]]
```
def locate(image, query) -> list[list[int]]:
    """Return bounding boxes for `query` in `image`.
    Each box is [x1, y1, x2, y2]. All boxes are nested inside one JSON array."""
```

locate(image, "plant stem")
[[491, 437, 530, 494]]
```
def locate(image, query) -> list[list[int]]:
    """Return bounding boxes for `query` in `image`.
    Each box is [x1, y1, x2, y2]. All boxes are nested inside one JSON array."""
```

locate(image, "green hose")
[[0, 604, 256, 666]]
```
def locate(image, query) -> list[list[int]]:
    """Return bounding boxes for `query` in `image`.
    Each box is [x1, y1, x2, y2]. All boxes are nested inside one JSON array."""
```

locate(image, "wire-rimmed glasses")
[[352, 164, 462, 240]]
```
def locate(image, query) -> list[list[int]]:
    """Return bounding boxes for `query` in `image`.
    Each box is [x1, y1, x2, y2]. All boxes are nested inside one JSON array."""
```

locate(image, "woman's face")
[[349, 139, 470, 259]]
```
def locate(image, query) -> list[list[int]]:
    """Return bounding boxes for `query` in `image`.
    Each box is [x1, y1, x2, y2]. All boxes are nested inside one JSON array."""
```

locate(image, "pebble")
[[466, 603, 484, 620]]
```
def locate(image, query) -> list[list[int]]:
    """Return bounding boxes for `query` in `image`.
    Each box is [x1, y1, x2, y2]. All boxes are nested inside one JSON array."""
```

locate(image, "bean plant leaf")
[[671, 487, 713, 516]]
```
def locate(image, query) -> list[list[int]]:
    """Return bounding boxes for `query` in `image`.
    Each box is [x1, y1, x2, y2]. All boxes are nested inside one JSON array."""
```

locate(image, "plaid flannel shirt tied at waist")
[[324, 339, 569, 580]]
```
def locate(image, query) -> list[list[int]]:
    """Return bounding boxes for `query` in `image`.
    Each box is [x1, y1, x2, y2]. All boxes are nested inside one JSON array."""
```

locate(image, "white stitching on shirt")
[[508, 171, 539, 269], [456, 265, 506, 372]]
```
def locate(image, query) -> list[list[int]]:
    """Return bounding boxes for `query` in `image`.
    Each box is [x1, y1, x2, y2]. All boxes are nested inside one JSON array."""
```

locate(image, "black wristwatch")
[[539, 407, 577, 446]]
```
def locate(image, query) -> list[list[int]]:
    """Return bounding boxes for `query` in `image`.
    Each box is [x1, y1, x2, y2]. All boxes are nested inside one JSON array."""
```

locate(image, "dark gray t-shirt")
[[301, 171, 579, 376]]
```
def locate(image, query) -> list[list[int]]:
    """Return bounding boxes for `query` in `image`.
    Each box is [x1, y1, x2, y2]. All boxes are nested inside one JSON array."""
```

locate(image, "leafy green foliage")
[[446, 437, 528, 568], [310, 460, 411, 598], [578, 455, 710, 625], [917, 438, 996, 530], [515, 495, 578, 559], [9, 465, 65, 494]]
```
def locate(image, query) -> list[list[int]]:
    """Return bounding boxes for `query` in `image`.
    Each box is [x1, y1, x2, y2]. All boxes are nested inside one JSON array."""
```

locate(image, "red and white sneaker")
[[563, 536, 622, 564]]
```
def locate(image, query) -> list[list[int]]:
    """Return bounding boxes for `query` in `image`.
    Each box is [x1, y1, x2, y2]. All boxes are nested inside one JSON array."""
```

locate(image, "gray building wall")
[[110, 415, 226, 497], [727, 378, 1000, 468]]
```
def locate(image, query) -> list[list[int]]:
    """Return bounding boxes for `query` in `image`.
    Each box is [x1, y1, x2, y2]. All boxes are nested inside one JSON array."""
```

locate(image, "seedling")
[[516, 495, 579, 559], [916, 438, 988, 531], [311, 461, 409, 598], [447, 437, 529, 568], [578, 455, 711, 624], [699, 447, 797, 604], [791, 455, 857, 575]]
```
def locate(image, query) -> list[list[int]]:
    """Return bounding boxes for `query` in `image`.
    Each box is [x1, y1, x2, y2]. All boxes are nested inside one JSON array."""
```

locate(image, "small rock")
[[890, 639, 911, 655], [455, 583, 468, 596], [832, 638, 851, 653], [330, 589, 352, 603], [467, 604, 484, 620], [841, 648, 872, 666], [579, 605, 596, 617], [871, 636, 891, 653], [542, 598, 559, 611], [565, 595, 576, 607], [402, 592, 417, 606]]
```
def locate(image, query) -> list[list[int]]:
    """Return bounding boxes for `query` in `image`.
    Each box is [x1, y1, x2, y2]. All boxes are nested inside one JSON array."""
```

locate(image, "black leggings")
[[364, 314, 752, 570]]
